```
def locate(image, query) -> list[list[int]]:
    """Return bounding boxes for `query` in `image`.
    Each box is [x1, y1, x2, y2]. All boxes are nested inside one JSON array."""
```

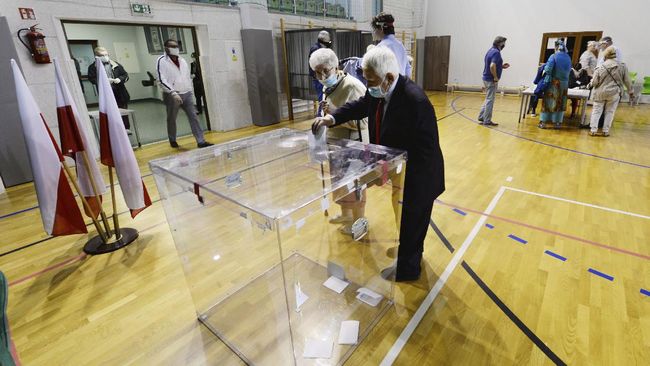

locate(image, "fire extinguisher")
[[17, 24, 51, 64]]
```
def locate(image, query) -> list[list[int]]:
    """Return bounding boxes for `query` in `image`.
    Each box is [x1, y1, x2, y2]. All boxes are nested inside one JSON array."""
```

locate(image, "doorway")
[[423, 35, 450, 91], [61, 21, 210, 145], [539, 31, 602, 65]]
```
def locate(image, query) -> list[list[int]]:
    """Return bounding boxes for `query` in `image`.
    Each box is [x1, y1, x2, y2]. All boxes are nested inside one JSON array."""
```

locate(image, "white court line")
[[505, 187, 650, 220], [380, 186, 507, 366]]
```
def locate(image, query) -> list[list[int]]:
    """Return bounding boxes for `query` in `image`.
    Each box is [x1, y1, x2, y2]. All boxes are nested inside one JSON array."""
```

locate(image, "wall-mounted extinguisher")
[[17, 24, 51, 64]]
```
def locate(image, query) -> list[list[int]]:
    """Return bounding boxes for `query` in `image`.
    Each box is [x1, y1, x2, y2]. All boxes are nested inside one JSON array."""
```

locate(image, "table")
[[88, 108, 142, 148], [518, 87, 591, 125]]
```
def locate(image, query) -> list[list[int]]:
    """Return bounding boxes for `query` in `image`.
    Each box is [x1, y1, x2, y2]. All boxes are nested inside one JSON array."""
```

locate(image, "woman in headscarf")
[[539, 39, 572, 129], [587, 46, 634, 137]]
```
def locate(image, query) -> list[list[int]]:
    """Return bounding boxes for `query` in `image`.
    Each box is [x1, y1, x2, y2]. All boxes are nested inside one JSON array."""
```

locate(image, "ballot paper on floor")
[[327, 261, 346, 280], [356, 287, 383, 307], [303, 338, 333, 359], [323, 276, 349, 294], [295, 282, 309, 311], [338, 320, 360, 345]]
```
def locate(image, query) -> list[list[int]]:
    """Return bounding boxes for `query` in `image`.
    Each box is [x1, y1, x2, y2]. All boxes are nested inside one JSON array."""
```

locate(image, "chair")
[[629, 71, 637, 84], [643, 76, 650, 95]]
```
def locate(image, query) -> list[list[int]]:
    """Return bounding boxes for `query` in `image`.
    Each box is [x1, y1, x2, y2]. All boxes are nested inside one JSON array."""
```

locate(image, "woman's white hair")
[[362, 46, 400, 79], [309, 48, 338, 71]]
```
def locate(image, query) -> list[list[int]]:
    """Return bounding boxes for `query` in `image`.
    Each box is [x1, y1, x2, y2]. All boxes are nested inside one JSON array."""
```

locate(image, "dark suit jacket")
[[331, 75, 445, 201], [88, 61, 130, 105]]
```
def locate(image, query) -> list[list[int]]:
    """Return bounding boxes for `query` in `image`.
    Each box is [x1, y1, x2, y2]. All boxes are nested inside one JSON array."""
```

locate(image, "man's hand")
[[319, 100, 330, 115], [493, 78, 499, 83], [112, 78, 121, 84], [312, 115, 334, 134], [172, 94, 183, 106], [503, 63, 511, 69]]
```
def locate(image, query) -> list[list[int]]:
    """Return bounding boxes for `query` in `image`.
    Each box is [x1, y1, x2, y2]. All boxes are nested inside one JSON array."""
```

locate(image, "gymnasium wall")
[[425, 0, 650, 91]]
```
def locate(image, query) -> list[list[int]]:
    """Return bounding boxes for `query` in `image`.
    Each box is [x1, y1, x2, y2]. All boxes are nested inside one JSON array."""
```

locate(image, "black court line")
[[461, 261, 567, 366], [0, 198, 162, 258], [429, 219, 455, 253], [437, 108, 465, 122]]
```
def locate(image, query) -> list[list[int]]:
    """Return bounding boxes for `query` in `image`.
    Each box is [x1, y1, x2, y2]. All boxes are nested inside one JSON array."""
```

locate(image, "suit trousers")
[[164, 92, 205, 144]]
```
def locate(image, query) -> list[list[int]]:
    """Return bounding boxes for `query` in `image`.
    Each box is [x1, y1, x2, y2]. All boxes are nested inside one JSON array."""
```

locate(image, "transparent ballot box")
[[150, 128, 406, 365]]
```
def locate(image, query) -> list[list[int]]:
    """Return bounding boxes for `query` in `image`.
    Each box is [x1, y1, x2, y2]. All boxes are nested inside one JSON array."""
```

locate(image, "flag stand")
[[82, 166, 138, 255]]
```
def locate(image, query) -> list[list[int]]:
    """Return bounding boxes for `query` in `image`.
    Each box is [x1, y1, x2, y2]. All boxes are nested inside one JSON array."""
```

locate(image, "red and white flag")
[[96, 57, 151, 217], [54, 59, 107, 219], [10, 59, 87, 236]]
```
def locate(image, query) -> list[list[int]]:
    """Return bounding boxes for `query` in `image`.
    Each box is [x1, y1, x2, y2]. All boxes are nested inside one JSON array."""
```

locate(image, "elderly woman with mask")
[[587, 46, 633, 137], [539, 39, 572, 129], [309, 47, 369, 232]]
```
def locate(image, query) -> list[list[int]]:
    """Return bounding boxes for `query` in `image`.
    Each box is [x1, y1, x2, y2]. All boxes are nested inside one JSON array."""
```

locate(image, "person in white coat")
[[157, 39, 212, 148], [588, 46, 634, 137]]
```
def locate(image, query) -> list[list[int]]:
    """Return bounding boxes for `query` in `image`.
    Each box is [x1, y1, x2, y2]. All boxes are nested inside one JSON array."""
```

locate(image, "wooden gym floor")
[[0, 92, 648, 365]]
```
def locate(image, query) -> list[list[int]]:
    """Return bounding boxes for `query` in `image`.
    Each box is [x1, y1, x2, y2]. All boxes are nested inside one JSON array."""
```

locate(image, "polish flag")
[[54, 59, 107, 219], [10, 59, 87, 236], [96, 57, 151, 217]]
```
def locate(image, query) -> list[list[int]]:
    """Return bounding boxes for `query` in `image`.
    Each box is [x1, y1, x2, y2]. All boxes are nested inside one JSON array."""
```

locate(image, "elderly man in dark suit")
[[312, 46, 445, 282]]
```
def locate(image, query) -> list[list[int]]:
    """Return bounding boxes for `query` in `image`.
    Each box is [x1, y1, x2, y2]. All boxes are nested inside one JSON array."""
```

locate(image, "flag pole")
[[108, 166, 122, 240], [60, 161, 108, 243], [79, 151, 112, 237]]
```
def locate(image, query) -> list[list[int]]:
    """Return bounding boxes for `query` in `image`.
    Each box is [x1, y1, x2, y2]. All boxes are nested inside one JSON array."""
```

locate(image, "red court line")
[[8, 253, 87, 287], [436, 199, 650, 261], [8, 220, 167, 288]]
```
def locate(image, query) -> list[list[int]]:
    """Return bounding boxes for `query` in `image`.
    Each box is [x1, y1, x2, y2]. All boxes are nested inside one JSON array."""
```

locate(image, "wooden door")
[[424, 35, 450, 91]]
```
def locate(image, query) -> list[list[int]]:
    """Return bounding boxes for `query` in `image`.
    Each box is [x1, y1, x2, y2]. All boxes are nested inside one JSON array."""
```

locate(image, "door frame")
[[539, 31, 602, 65]]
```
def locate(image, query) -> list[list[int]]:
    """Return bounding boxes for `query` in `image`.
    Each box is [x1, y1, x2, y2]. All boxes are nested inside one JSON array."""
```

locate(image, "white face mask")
[[99, 55, 110, 64], [168, 47, 180, 56]]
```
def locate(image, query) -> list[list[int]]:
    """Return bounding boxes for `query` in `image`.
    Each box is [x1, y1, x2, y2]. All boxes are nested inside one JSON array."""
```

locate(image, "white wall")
[[0, 0, 251, 136], [425, 0, 650, 89]]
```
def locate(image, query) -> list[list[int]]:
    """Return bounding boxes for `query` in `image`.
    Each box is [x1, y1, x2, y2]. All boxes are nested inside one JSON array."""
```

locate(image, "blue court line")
[[0, 172, 154, 221], [450, 96, 650, 170], [544, 250, 567, 262], [452, 208, 467, 216], [485, 223, 495, 229], [588, 268, 614, 281], [641, 289, 650, 297], [508, 234, 528, 244]]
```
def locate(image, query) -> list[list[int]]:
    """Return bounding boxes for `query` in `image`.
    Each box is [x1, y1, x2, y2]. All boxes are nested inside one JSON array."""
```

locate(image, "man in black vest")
[[312, 47, 445, 281]]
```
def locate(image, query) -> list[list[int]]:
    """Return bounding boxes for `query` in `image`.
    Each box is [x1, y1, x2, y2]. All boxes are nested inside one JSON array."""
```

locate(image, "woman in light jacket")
[[309, 48, 368, 233], [587, 46, 634, 136]]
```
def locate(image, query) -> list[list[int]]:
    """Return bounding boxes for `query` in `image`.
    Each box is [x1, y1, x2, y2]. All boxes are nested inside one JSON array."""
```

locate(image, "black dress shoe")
[[197, 142, 214, 148], [170, 141, 179, 148]]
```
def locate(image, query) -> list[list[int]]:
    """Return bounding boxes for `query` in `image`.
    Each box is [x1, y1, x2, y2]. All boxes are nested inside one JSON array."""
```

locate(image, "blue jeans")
[[312, 78, 324, 116], [478, 80, 497, 122]]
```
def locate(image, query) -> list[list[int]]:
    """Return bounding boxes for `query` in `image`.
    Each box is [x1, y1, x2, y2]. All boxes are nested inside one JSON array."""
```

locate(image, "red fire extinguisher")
[[17, 24, 51, 64]]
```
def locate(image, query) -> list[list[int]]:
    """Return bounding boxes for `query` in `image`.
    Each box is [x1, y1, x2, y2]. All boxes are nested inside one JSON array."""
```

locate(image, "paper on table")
[[356, 287, 383, 307], [303, 338, 333, 359], [323, 276, 349, 294], [338, 320, 359, 345], [295, 282, 309, 311]]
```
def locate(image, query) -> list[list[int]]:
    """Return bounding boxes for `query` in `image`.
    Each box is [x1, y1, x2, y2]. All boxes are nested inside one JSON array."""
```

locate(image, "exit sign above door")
[[130, 2, 153, 17]]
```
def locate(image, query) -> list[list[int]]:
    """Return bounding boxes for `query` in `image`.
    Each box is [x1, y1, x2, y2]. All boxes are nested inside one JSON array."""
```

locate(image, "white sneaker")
[[329, 215, 352, 224]]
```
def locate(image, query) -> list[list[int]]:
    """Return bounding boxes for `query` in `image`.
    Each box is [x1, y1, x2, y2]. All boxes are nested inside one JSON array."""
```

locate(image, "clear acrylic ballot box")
[[150, 128, 406, 365]]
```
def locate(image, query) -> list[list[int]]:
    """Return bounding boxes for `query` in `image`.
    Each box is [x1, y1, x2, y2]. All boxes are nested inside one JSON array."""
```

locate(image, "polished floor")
[[1, 92, 648, 365]]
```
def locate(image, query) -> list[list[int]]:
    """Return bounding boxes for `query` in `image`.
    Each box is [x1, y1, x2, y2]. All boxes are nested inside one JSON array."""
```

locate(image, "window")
[[539, 31, 602, 66]]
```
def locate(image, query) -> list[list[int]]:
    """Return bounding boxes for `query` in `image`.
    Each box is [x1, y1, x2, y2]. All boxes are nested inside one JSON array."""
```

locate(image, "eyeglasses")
[[315, 67, 333, 80]]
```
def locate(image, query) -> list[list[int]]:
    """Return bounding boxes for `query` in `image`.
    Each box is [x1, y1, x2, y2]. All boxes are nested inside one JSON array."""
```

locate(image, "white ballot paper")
[[338, 320, 360, 345], [356, 287, 383, 307], [323, 276, 349, 294], [303, 338, 333, 359], [295, 282, 309, 311], [308, 126, 328, 163]]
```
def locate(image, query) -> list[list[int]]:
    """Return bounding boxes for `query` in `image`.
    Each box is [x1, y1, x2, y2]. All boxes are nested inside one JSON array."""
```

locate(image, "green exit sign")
[[130, 2, 153, 16]]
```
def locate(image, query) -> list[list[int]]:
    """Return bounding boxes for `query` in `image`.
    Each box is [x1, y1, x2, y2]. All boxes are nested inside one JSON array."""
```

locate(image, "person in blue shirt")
[[528, 63, 545, 117], [478, 36, 510, 126], [539, 39, 572, 129], [371, 12, 411, 77]]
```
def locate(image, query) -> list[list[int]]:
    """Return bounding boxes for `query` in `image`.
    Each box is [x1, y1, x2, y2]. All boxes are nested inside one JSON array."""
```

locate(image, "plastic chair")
[[629, 72, 637, 84], [643, 76, 650, 95]]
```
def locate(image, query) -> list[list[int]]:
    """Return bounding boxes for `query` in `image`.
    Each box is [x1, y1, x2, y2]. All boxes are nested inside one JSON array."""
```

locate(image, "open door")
[[424, 35, 450, 91]]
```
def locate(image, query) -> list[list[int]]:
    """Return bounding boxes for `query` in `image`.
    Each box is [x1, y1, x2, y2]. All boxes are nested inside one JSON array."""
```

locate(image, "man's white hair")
[[309, 48, 338, 71], [362, 46, 400, 79]]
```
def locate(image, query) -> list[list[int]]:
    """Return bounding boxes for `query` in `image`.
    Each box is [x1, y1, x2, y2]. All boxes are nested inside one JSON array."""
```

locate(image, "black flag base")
[[83, 228, 139, 255]]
